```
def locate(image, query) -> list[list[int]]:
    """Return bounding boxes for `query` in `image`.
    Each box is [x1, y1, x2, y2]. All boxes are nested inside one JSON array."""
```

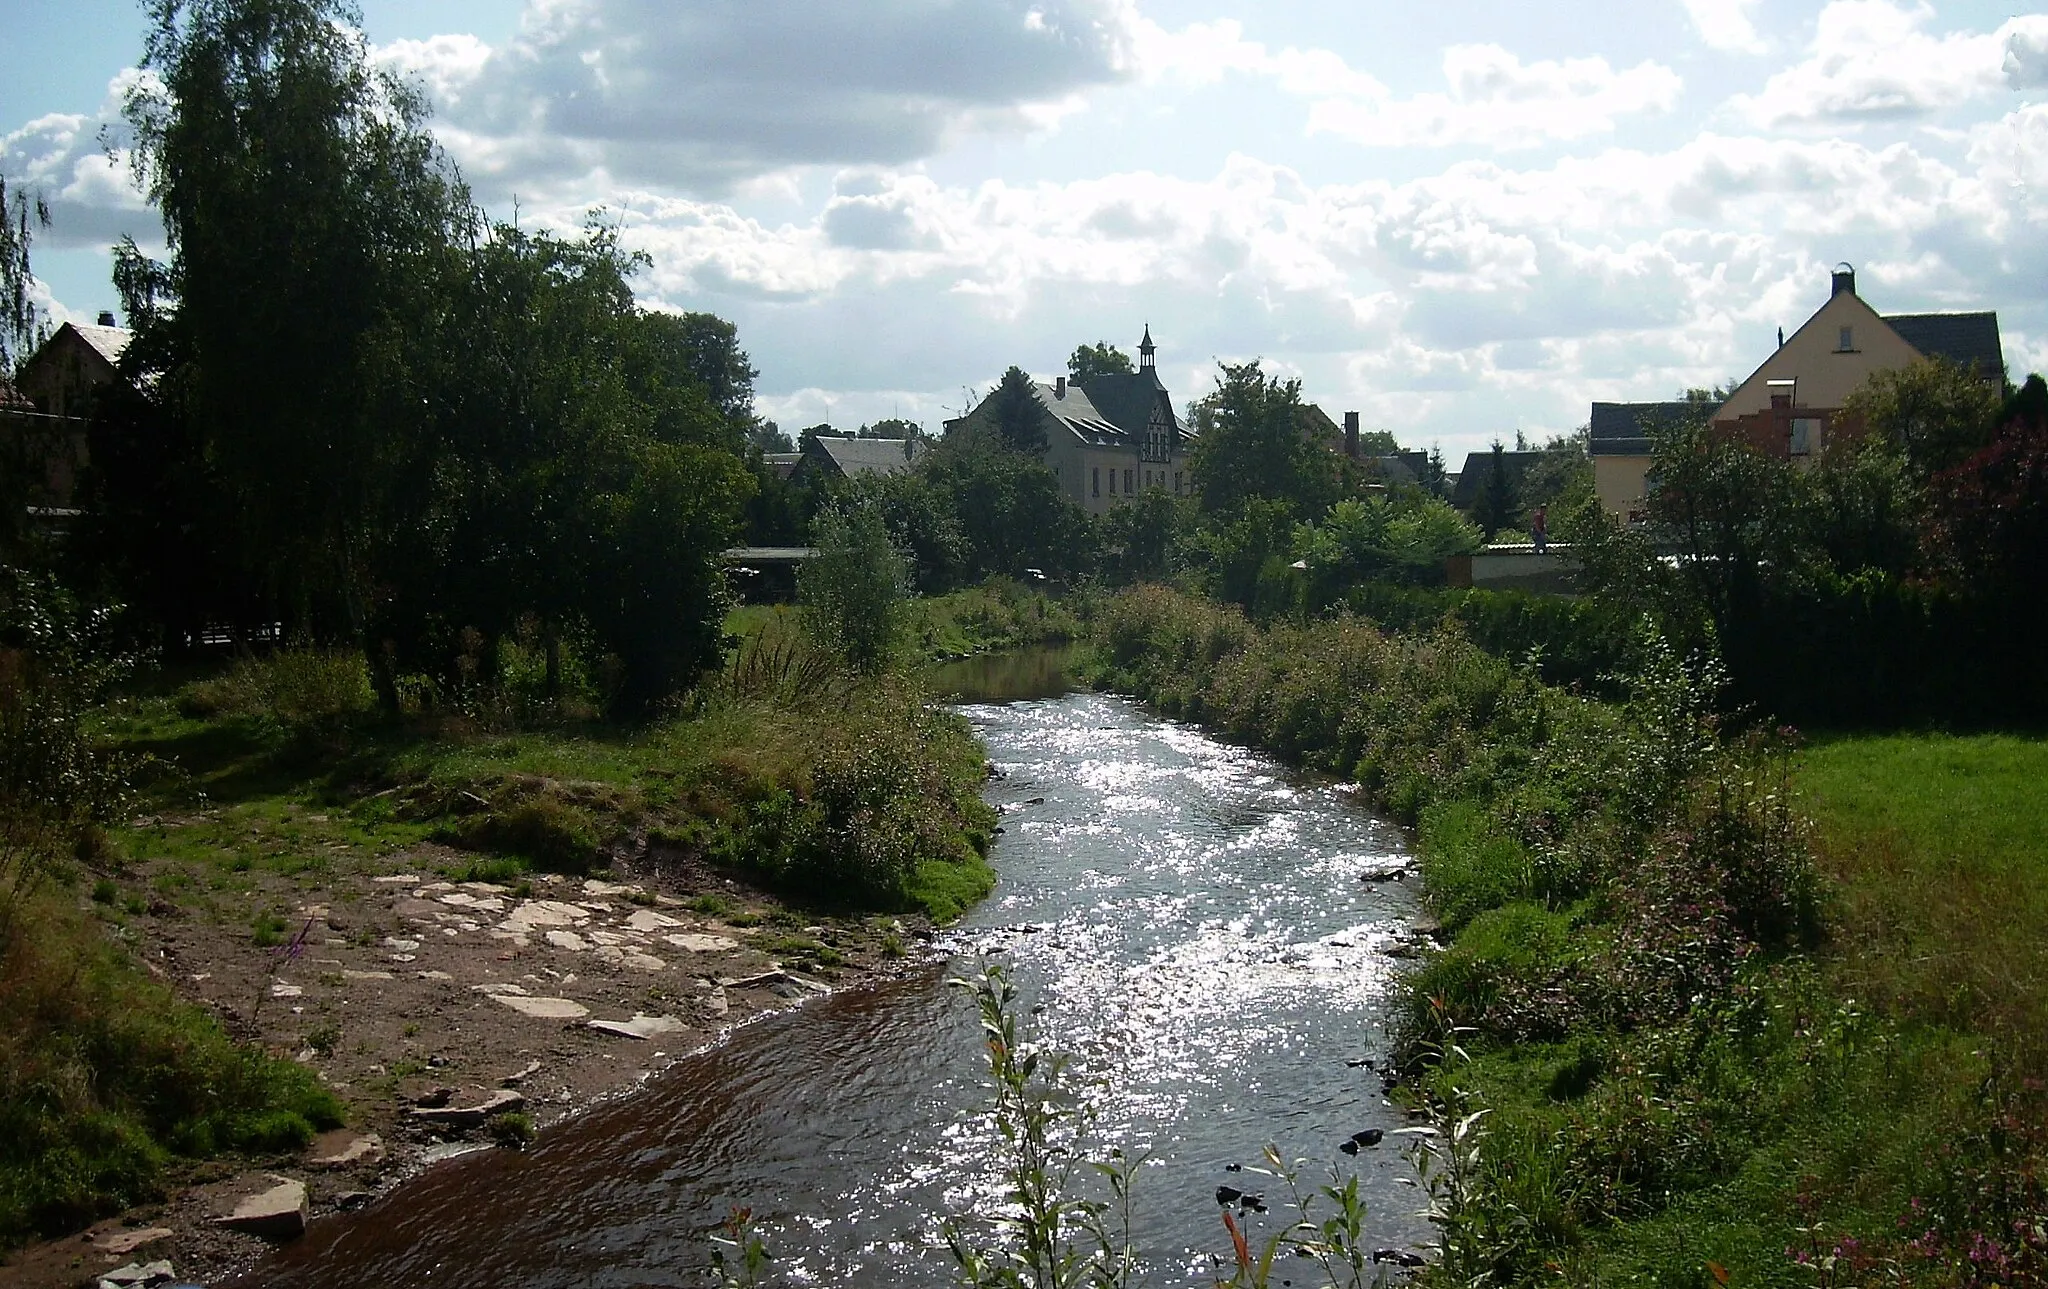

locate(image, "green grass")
[[1799, 732, 2048, 1065]]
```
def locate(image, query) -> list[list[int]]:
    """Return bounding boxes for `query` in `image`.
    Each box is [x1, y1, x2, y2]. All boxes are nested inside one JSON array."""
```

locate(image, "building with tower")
[[943, 327, 1196, 516]]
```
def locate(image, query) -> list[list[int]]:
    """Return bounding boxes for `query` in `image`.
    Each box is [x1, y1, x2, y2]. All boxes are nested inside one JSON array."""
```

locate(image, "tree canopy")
[[1186, 360, 1336, 517], [1067, 341, 1133, 382], [988, 365, 1046, 455]]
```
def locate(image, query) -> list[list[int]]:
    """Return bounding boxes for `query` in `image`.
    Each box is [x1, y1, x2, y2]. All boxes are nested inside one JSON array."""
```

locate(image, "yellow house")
[[1588, 266, 2004, 517]]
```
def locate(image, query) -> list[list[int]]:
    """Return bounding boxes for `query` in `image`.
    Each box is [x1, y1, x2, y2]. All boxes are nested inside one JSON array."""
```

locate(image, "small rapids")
[[253, 654, 1433, 1286]]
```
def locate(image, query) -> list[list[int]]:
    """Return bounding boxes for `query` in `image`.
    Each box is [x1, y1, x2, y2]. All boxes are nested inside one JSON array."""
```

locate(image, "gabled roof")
[[1071, 369, 1184, 443], [805, 436, 921, 477], [1588, 400, 1699, 456], [1030, 381, 1126, 445], [1883, 312, 2003, 378], [69, 323, 133, 368]]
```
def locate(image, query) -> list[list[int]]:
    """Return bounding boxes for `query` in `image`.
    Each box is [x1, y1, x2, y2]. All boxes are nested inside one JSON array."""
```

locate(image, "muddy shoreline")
[[0, 840, 933, 1289]]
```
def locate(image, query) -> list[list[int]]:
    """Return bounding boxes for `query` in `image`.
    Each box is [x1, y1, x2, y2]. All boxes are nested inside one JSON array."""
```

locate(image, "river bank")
[[0, 617, 1004, 1288], [1085, 584, 2048, 1286], [216, 667, 1436, 1287]]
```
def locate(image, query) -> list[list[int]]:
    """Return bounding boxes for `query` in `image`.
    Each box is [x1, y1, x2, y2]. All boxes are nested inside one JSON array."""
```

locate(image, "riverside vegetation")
[[0, 568, 1058, 1256], [1087, 584, 2046, 1288]]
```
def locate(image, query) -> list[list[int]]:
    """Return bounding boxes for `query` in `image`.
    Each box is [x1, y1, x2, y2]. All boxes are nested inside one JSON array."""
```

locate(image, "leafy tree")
[[987, 365, 1046, 455], [1841, 357, 2003, 476], [124, 0, 470, 651], [748, 419, 795, 454], [918, 428, 1089, 580], [1099, 487, 1194, 584], [1928, 373, 2048, 602], [1520, 430, 1593, 516], [1, 175, 50, 374], [1067, 341, 1132, 382], [846, 472, 966, 593], [800, 499, 909, 671], [623, 309, 755, 451], [1294, 493, 1480, 588], [1186, 361, 1335, 518], [1353, 427, 1403, 456], [1182, 496, 1296, 611]]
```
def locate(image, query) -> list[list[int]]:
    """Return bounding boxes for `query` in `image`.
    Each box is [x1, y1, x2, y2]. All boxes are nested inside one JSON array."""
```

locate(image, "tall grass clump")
[[1085, 584, 2038, 1286], [0, 574, 341, 1248]]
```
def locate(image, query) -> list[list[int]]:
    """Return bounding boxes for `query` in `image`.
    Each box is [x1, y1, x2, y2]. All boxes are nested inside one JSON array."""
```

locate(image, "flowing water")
[[253, 652, 1432, 1286]]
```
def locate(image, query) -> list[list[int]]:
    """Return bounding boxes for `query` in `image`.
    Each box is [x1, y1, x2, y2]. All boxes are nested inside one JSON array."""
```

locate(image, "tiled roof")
[[807, 436, 921, 477], [69, 323, 133, 368], [1032, 381, 1128, 445], [1071, 369, 1185, 443], [1588, 400, 1698, 456], [1883, 312, 2004, 378]]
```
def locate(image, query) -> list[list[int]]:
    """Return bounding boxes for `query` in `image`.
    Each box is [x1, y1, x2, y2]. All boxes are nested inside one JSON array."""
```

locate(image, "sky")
[[4, 0, 2046, 460]]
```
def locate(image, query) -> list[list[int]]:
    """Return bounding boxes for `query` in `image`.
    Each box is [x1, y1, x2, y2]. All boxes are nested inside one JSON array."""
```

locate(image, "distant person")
[[1531, 506, 1548, 554]]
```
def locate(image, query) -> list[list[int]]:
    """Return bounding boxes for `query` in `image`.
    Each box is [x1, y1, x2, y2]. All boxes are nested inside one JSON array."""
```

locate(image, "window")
[[1837, 326, 1854, 351], [1091, 466, 1099, 497], [1791, 417, 1821, 456], [1108, 468, 1116, 495], [1124, 468, 1133, 493], [1174, 471, 1183, 494]]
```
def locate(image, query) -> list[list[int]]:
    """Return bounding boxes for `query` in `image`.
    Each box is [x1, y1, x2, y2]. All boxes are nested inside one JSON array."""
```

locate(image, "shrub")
[[178, 648, 375, 728]]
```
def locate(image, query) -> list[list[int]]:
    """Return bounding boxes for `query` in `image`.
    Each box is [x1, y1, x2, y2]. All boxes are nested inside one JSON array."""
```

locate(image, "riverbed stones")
[[625, 908, 683, 932], [216, 1177, 309, 1239], [490, 993, 591, 1020], [545, 929, 590, 952], [665, 932, 740, 952], [410, 1089, 525, 1129], [93, 1227, 174, 1256], [97, 1259, 176, 1287], [587, 1013, 689, 1041], [309, 1132, 384, 1168]]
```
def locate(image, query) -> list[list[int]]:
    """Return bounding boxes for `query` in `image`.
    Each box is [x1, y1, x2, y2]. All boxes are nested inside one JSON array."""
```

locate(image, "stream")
[[253, 650, 1433, 1285]]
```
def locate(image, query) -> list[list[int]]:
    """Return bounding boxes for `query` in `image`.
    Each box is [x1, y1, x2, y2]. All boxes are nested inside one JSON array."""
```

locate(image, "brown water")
[[250, 654, 1432, 1285]]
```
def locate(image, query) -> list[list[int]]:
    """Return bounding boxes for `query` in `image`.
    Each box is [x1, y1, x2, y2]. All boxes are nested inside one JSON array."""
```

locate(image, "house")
[[796, 434, 923, 481], [6, 313, 133, 507], [1590, 266, 2005, 516], [943, 327, 1193, 516], [1588, 400, 1696, 517]]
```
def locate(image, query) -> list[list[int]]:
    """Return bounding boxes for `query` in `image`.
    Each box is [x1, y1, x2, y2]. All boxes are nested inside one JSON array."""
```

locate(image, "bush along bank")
[[1086, 584, 2046, 1287]]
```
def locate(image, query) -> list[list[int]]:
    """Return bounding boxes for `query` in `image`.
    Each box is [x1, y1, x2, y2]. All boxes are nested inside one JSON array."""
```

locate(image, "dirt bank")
[[0, 839, 925, 1289]]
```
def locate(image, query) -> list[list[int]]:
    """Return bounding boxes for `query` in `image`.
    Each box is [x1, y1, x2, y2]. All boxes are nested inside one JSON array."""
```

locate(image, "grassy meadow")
[[1799, 733, 2048, 1069]]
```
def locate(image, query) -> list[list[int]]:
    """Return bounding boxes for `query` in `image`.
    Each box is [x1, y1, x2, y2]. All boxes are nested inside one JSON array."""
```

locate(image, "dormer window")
[[1837, 326, 1854, 352]]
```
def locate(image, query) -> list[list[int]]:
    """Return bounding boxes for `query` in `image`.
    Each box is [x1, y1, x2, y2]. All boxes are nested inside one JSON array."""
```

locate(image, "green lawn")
[[1798, 731, 2048, 1065]]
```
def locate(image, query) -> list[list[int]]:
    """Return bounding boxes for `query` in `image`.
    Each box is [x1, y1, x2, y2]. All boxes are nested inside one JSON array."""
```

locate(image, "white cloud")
[[376, 0, 1140, 199], [0, 70, 155, 249], [1133, 21, 1679, 150], [1732, 2, 2048, 129], [1682, 0, 1767, 54]]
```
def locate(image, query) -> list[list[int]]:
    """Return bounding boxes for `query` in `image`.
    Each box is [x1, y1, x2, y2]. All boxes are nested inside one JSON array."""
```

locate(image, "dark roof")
[[1450, 449, 1546, 509], [803, 436, 921, 478], [1588, 400, 1699, 456], [1363, 453, 1423, 485], [1074, 369, 1182, 442], [1883, 312, 2004, 378]]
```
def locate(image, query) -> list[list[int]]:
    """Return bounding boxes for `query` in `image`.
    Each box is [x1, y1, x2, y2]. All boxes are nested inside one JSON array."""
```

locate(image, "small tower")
[[1138, 325, 1156, 370]]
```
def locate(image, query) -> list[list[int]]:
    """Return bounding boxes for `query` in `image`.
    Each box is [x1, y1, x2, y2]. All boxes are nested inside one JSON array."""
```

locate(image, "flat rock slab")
[[500, 900, 590, 931], [491, 994, 590, 1020], [309, 1132, 384, 1168], [411, 1089, 525, 1129], [217, 1177, 308, 1240], [665, 933, 740, 952], [625, 908, 683, 932], [97, 1259, 176, 1288], [596, 946, 666, 971], [545, 929, 590, 952], [93, 1227, 174, 1256], [588, 1013, 689, 1041]]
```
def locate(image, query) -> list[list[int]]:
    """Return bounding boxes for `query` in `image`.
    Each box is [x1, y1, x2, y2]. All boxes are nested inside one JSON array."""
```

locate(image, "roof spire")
[[1138, 324, 1155, 369]]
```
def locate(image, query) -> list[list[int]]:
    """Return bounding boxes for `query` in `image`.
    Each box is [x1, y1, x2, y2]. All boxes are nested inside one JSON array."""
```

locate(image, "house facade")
[[943, 328, 1194, 516], [7, 315, 133, 507], [1588, 267, 2005, 517]]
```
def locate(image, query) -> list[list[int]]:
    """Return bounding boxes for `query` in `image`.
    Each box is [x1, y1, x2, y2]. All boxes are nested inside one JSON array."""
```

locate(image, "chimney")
[[1054, 375, 1066, 399], [1831, 263, 1855, 297], [1343, 411, 1360, 459], [97, 310, 117, 327]]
